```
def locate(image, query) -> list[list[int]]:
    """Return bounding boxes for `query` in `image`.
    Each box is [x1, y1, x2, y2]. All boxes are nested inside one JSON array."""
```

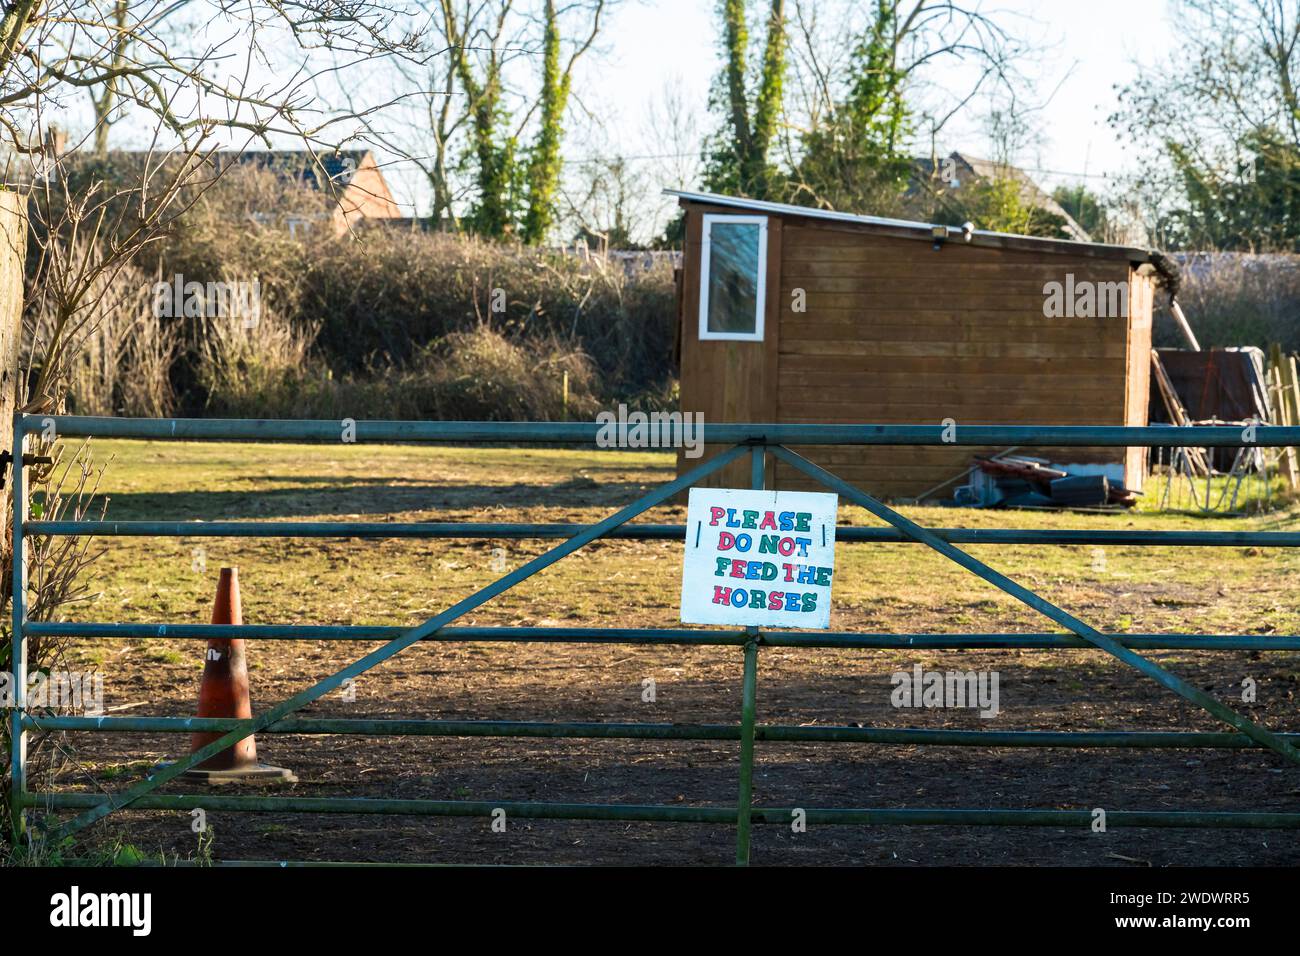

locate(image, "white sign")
[[680, 488, 838, 629]]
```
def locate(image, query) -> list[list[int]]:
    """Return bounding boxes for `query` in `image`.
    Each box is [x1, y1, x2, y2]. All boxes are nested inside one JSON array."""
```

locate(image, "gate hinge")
[[0, 449, 55, 490]]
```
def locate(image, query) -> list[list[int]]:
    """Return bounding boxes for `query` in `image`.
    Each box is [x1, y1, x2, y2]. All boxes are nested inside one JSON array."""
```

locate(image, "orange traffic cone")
[[182, 567, 296, 784]]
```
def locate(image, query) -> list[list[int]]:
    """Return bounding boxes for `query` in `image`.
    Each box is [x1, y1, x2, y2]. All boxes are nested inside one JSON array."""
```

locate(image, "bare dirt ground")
[[29, 440, 1300, 865]]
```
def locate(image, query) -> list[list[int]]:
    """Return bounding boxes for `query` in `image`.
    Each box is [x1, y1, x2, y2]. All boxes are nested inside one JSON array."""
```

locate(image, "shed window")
[[699, 214, 767, 341]]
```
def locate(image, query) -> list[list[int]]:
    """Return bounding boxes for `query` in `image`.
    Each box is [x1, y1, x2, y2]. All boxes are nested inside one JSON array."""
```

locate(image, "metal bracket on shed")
[[0, 449, 54, 490]]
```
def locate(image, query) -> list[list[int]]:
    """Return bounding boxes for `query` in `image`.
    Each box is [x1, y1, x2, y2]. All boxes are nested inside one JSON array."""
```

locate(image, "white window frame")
[[698, 214, 768, 342]]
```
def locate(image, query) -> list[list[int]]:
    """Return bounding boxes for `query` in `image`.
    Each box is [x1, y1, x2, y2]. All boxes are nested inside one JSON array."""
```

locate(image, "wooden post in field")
[[1268, 344, 1300, 491], [1283, 356, 1300, 492], [0, 189, 27, 581]]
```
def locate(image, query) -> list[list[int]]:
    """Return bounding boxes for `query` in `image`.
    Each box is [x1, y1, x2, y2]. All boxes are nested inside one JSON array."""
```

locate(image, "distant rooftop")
[[912, 151, 1091, 242], [214, 149, 370, 191]]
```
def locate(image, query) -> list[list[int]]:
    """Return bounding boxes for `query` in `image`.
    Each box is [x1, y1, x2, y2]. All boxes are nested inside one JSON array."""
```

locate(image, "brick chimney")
[[43, 124, 67, 160]]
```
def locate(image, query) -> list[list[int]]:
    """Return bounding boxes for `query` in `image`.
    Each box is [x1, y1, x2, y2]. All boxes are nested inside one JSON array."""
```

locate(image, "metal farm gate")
[[9, 415, 1300, 865]]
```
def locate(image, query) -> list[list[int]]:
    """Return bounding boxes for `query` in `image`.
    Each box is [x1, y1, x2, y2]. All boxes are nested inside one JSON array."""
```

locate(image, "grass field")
[[27, 439, 1300, 865]]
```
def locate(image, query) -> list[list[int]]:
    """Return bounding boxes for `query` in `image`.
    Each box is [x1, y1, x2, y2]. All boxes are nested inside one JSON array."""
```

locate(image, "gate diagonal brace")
[[768, 444, 1300, 767], [48, 444, 749, 838]]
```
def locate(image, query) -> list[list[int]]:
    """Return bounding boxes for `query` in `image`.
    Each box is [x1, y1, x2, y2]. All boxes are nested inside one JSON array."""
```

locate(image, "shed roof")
[[666, 189, 1151, 263]]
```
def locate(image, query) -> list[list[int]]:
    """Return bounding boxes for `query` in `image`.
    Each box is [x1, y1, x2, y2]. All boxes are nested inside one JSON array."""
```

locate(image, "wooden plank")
[[762, 217, 783, 423], [770, 475, 935, 499], [777, 400, 1126, 421], [1284, 355, 1300, 491], [779, 381, 1127, 402], [777, 380, 1125, 400], [778, 292, 1122, 311], [777, 370, 1127, 391], [1264, 347, 1291, 488], [782, 261, 1137, 279], [779, 339, 1129, 360], [780, 323, 1127, 345], [776, 411, 1122, 424], [779, 353, 1126, 376], [787, 308, 1128, 324], [775, 445, 1125, 466], [1279, 355, 1300, 490], [779, 307, 1136, 324], [1275, 365, 1299, 488], [780, 273, 1128, 291], [0, 190, 24, 580], [1151, 349, 1190, 425], [1288, 354, 1300, 434]]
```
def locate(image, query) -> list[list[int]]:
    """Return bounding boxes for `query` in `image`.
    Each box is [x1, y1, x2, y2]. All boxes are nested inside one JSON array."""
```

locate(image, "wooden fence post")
[[0, 189, 27, 595]]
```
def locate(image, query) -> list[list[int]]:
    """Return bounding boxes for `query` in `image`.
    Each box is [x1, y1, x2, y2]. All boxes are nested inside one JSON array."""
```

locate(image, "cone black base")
[[181, 764, 298, 785], [159, 761, 298, 785]]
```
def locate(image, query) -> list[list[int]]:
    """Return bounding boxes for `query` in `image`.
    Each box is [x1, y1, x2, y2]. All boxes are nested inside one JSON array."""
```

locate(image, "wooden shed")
[[669, 190, 1157, 498]]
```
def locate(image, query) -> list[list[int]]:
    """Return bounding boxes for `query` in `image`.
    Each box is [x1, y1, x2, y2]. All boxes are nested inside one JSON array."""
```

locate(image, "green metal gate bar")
[[24, 621, 1300, 651], [25, 714, 1300, 748], [33, 416, 1300, 444], [30, 794, 1300, 829], [10, 415, 1300, 864], [26, 520, 1300, 547]]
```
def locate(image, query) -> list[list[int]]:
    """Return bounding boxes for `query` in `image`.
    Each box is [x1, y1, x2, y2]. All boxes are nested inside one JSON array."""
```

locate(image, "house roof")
[[912, 152, 1091, 241], [666, 188, 1151, 263], [214, 149, 370, 191]]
